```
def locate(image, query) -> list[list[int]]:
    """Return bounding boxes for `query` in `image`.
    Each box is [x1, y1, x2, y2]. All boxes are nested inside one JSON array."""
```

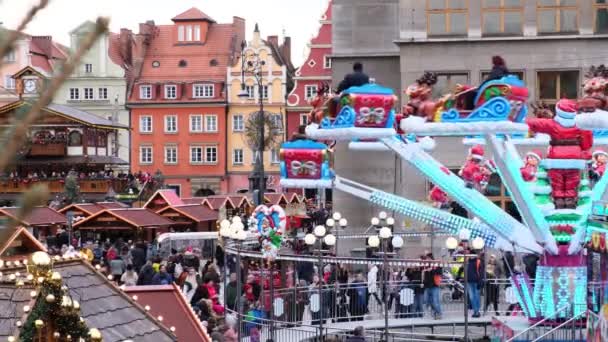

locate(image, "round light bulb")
[[379, 227, 392, 239], [46, 294, 55, 303], [371, 217, 380, 226], [107, 274, 114, 281], [445, 236, 459, 250], [170, 326, 176, 332], [30, 290, 37, 298], [324, 234, 336, 246], [368, 235, 380, 248], [379, 211, 388, 220], [26, 274, 34, 281], [145, 305, 151, 311], [15, 321, 21, 327], [472, 237, 485, 251], [392, 236, 404, 249], [386, 217, 395, 226], [304, 234, 316, 245], [332, 212, 342, 220], [236, 230, 247, 241], [95, 264, 101, 270], [232, 216, 242, 223], [220, 219, 231, 230], [325, 218, 335, 227], [313, 225, 326, 237], [50, 272, 62, 281], [8, 336, 15, 342], [339, 218, 348, 227], [34, 319, 44, 329], [132, 295, 138, 301], [158, 316, 163, 321], [219, 226, 231, 237], [23, 305, 30, 313]]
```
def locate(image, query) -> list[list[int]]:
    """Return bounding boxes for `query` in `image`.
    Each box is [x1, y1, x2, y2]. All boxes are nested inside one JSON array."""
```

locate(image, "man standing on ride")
[[336, 62, 370, 93]]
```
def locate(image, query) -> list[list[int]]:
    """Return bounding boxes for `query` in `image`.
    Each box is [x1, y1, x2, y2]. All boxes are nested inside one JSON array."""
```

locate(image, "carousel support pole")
[[317, 241, 324, 342], [236, 240, 243, 342], [382, 239, 389, 342], [268, 260, 275, 342]]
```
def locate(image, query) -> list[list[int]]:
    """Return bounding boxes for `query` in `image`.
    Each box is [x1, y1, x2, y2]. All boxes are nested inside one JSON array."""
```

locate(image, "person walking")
[[120, 264, 138, 286], [347, 273, 368, 321], [110, 256, 126, 283], [367, 264, 382, 312], [462, 250, 484, 318], [422, 254, 443, 319], [485, 254, 503, 315], [406, 265, 424, 318]]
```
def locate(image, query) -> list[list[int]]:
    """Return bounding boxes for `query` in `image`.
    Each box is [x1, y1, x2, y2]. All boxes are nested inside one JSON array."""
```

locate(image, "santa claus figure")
[[590, 149, 608, 182], [520, 150, 543, 182], [428, 185, 450, 209], [527, 99, 593, 209], [480, 159, 496, 190], [459, 145, 485, 189]]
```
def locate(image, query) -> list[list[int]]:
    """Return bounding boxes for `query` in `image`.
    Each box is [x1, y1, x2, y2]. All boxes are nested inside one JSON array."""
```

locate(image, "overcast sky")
[[0, 0, 330, 66]]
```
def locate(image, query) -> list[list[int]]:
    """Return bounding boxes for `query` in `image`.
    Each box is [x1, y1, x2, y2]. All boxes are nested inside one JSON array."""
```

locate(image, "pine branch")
[[0, 17, 109, 173], [0, 0, 49, 69]]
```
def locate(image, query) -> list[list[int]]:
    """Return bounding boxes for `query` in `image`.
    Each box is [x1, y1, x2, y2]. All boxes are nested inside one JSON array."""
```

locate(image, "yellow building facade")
[[226, 25, 291, 193]]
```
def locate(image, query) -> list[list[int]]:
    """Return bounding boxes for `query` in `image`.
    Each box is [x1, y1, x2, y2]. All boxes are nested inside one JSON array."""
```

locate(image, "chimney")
[[119, 28, 133, 66], [32, 36, 53, 59], [281, 36, 291, 64], [267, 35, 278, 49]]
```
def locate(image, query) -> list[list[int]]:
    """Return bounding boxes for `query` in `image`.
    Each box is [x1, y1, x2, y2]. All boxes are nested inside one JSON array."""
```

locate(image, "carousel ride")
[[277, 64, 608, 323]]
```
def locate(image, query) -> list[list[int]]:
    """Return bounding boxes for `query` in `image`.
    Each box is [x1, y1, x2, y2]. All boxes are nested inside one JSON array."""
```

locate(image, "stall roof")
[[264, 193, 288, 206], [0, 226, 47, 258], [158, 204, 218, 223], [0, 207, 67, 226], [201, 196, 235, 210], [73, 208, 175, 229], [124, 285, 211, 342], [59, 202, 129, 216], [143, 189, 184, 209]]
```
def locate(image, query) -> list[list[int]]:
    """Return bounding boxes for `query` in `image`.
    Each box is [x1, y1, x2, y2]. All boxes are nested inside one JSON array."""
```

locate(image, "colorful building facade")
[[286, 1, 332, 139], [128, 8, 245, 197], [226, 24, 294, 193]]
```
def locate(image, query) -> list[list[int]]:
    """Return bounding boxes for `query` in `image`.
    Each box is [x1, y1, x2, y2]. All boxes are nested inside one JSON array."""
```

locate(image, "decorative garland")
[[249, 205, 286, 260]]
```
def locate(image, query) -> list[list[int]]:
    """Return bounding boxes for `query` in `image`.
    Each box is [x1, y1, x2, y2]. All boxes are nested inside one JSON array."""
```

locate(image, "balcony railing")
[[0, 178, 128, 194], [29, 142, 66, 157]]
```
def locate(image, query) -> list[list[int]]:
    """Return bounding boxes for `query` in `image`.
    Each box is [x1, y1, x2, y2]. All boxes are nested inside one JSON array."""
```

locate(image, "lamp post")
[[368, 223, 403, 342], [219, 217, 247, 341], [326, 213, 347, 318], [238, 40, 267, 206], [445, 231, 485, 342], [305, 225, 336, 342]]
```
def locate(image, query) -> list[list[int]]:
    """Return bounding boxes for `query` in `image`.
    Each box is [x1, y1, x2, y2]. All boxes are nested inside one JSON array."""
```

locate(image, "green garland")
[[19, 280, 90, 342]]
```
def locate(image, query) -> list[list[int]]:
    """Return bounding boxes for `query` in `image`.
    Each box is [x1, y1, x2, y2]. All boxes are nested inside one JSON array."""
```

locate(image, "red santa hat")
[[555, 99, 578, 119], [484, 159, 496, 173], [525, 150, 543, 162], [593, 149, 608, 158], [469, 145, 485, 160]]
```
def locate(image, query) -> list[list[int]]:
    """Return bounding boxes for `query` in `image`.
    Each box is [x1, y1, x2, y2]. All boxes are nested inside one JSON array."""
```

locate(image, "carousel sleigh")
[[401, 75, 530, 136], [279, 140, 334, 189], [305, 84, 397, 141]]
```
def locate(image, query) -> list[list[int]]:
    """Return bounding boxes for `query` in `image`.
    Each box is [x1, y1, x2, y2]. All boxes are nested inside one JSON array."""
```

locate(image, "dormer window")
[[165, 85, 177, 99], [140, 85, 152, 99], [177, 24, 201, 42]]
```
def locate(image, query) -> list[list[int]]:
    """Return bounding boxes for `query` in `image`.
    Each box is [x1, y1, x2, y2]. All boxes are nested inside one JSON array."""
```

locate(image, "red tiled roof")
[[124, 284, 210, 342], [59, 202, 129, 217], [172, 7, 216, 23], [97, 201, 129, 209], [143, 190, 184, 209], [0, 226, 47, 258], [73, 208, 174, 229], [264, 193, 287, 206], [108, 33, 126, 68], [0, 207, 67, 226], [159, 204, 218, 222], [28, 36, 67, 73], [202, 196, 234, 210], [181, 197, 205, 205]]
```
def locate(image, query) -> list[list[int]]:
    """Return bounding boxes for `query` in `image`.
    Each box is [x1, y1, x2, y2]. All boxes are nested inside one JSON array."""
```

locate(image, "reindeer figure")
[[580, 64, 608, 112], [531, 101, 554, 119], [403, 72, 439, 121]]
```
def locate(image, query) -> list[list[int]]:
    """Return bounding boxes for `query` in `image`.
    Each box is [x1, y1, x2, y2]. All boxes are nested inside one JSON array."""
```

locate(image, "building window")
[[69, 88, 79, 100], [269, 114, 284, 133], [233, 148, 244, 165], [3, 50, 15, 62], [140, 146, 153, 164], [164, 145, 177, 164], [537, 0, 578, 34], [300, 113, 309, 126], [186, 25, 193, 41], [140, 115, 152, 133], [140, 85, 152, 99], [432, 72, 469, 98], [205, 115, 218, 132], [178, 25, 185, 41], [84, 88, 94, 100], [482, 0, 523, 35], [68, 131, 82, 146], [165, 85, 177, 99], [194, 25, 201, 41], [595, 0, 608, 33], [323, 56, 332, 69], [98, 88, 108, 100], [205, 146, 218, 163], [251, 149, 261, 164], [305, 85, 318, 100], [426, 0, 468, 36], [537, 70, 579, 107], [190, 146, 203, 163], [271, 149, 280, 164], [194, 84, 214, 98], [190, 115, 203, 132], [233, 114, 244, 132], [164, 115, 177, 133], [4, 76, 15, 89], [260, 85, 269, 99], [85, 64, 93, 73], [481, 70, 525, 81], [245, 85, 255, 99]]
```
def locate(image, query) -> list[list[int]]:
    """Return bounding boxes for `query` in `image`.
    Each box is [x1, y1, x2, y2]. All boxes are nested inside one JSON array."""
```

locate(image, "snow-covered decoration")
[[279, 139, 334, 189], [306, 84, 397, 141], [401, 115, 529, 136], [348, 135, 436, 152], [575, 109, 608, 130], [462, 134, 551, 146], [249, 205, 286, 260]]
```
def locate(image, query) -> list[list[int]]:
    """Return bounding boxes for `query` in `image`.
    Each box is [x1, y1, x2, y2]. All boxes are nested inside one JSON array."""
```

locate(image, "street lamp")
[[219, 219, 247, 341], [446, 231, 485, 342], [239, 40, 268, 206], [305, 225, 335, 342], [368, 224, 395, 342]]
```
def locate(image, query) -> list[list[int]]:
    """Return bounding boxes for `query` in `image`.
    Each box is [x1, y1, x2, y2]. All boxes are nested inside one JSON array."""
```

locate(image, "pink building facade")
[[285, 1, 332, 139]]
